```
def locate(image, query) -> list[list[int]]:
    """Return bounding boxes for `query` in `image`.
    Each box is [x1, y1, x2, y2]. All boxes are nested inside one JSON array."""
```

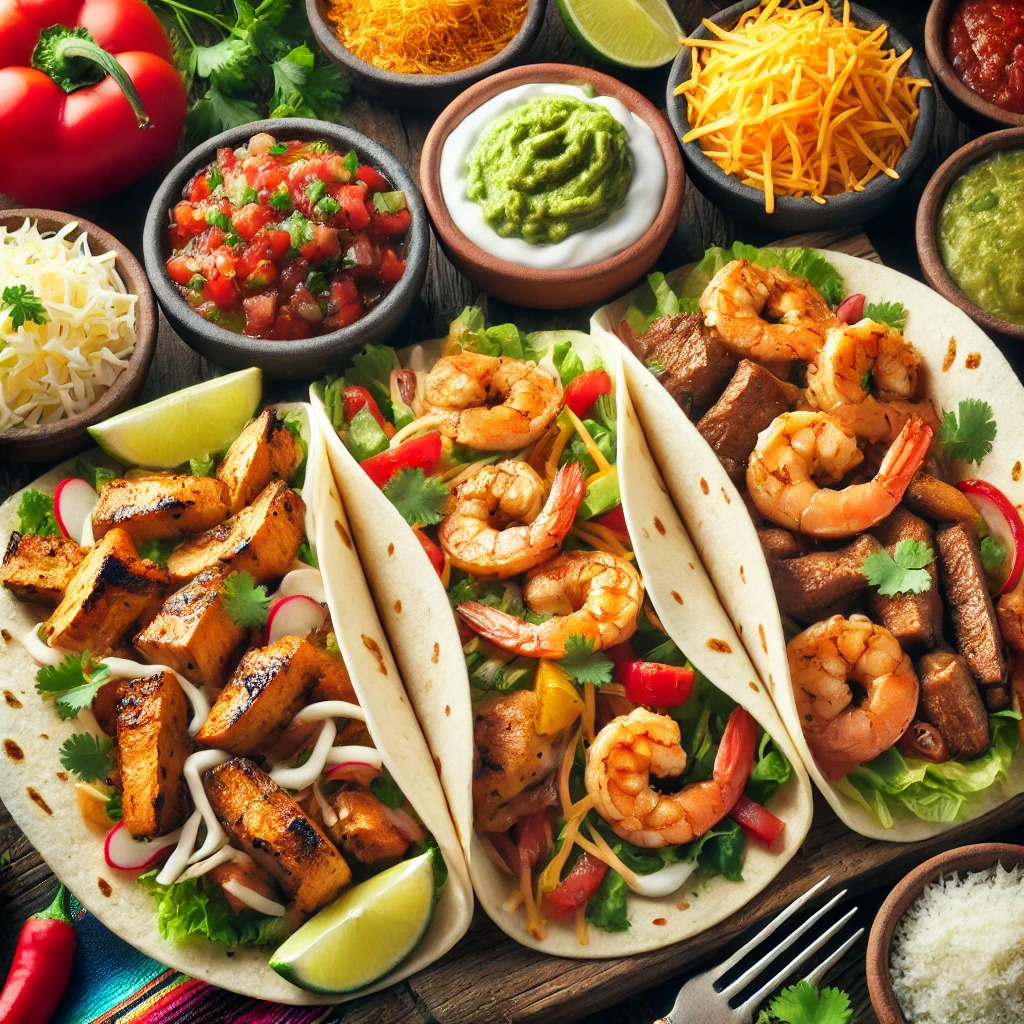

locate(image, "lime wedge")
[[87, 368, 262, 469], [557, 0, 682, 69], [269, 852, 436, 994]]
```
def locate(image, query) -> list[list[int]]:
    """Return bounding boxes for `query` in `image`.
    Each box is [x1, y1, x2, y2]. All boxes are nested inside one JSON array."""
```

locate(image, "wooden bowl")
[[420, 63, 685, 309], [866, 842, 1024, 1024], [666, 0, 935, 233], [915, 127, 1024, 342], [307, 0, 546, 111], [925, 0, 1024, 132], [0, 210, 156, 464]]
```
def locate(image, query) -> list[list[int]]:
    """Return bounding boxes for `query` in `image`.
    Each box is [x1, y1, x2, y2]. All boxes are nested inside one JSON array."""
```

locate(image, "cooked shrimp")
[[439, 461, 584, 579], [423, 352, 562, 451], [806, 320, 938, 442], [700, 259, 836, 365], [789, 614, 919, 780], [457, 550, 643, 658], [585, 706, 756, 848], [746, 411, 933, 539]]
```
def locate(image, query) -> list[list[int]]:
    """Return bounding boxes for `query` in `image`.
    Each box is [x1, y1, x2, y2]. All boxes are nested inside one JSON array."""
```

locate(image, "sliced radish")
[[265, 593, 327, 644], [53, 478, 98, 545], [104, 820, 182, 871], [957, 479, 1024, 594], [836, 293, 866, 324], [277, 568, 326, 604], [324, 760, 382, 787], [380, 803, 426, 843]]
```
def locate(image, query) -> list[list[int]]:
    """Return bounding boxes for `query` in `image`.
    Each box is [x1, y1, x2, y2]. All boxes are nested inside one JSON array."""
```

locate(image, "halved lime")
[[270, 852, 436, 994], [87, 368, 262, 469], [557, 0, 682, 69]]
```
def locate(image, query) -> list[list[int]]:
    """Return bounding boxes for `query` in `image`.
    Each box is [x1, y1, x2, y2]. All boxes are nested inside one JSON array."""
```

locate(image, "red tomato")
[[564, 369, 613, 418], [242, 291, 276, 335], [231, 203, 274, 242], [380, 248, 406, 286], [325, 302, 365, 330], [278, 258, 309, 296], [356, 165, 390, 193], [188, 173, 211, 203], [359, 432, 443, 487], [243, 259, 277, 290], [414, 529, 445, 577], [329, 273, 360, 308], [174, 201, 208, 237], [338, 185, 372, 231], [299, 224, 340, 263], [616, 662, 694, 707], [372, 208, 411, 239], [237, 229, 291, 278], [545, 854, 608, 916], [591, 505, 628, 536], [343, 385, 390, 432], [512, 811, 550, 870], [166, 255, 197, 286], [203, 271, 238, 309], [729, 796, 786, 846]]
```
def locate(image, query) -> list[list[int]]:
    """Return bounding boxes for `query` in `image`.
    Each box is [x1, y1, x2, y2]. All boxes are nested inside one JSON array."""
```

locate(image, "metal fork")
[[655, 877, 864, 1024]]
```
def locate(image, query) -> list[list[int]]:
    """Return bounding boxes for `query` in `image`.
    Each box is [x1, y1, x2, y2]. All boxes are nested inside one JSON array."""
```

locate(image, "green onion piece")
[[316, 196, 340, 217], [268, 188, 293, 212], [269, 142, 289, 155]]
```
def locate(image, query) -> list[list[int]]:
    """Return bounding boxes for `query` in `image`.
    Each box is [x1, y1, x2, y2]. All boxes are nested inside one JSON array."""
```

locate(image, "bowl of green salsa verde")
[[917, 127, 1024, 340]]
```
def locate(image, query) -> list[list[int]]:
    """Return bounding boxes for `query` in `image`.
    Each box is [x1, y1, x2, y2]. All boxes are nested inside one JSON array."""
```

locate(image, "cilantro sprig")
[[220, 571, 270, 629], [59, 732, 114, 783], [862, 539, 934, 597], [938, 399, 996, 465], [559, 634, 615, 687], [2, 285, 49, 330], [36, 653, 112, 720], [863, 300, 907, 332], [16, 489, 60, 537], [755, 980, 853, 1024], [382, 468, 449, 527], [980, 534, 1006, 573]]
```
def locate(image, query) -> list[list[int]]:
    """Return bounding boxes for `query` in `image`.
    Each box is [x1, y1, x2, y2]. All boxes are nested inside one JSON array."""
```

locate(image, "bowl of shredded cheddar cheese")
[[667, 0, 935, 231], [307, 0, 546, 109], [0, 210, 156, 463]]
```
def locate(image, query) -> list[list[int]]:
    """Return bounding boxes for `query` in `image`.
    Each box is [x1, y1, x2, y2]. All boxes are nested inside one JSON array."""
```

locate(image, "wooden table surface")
[[3, 1, 1024, 1022]]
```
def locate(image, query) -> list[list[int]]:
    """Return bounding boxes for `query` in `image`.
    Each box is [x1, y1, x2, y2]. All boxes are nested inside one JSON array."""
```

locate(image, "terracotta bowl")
[[307, 0, 546, 110], [866, 842, 1024, 1024], [915, 127, 1024, 342], [0, 210, 156, 464], [420, 63, 685, 310], [925, 0, 1024, 132], [666, 0, 935, 233]]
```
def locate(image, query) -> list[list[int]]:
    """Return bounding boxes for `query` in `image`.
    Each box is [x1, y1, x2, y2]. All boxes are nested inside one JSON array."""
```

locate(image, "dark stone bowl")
[[142, 118, 429, 380], [666, 0, 936, 233], [307, 0, 546, 111]]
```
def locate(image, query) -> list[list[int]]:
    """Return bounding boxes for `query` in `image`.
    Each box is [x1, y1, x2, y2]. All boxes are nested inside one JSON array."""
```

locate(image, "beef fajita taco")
[[0, 396, 471, 1002], [311, 312, 812, 955], [593, 243, 1024, 841]]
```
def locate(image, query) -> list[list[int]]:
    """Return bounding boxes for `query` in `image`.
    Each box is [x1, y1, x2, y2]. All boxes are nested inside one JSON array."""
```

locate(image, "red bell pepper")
[[564, 368, 613, 418], [591, 504, 628, 536], [343, 385, 393, 437], [957, 478, 1024, 594], [729, 795, 786, 846], [545, 853, 608, 916], [360, 431, 442, 488], [414, 528, 445, 577], [0, 0, 186, 206], [617, 661, 695, 707]]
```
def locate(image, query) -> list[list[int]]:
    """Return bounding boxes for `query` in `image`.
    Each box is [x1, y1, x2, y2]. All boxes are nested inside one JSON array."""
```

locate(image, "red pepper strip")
[[0, 883, 77, 1024], [342, 385, 394, 438], [591, 505, 628, 537], [359, 431, 442, 488], [563, 369, 613, 418], [835, 293, 865, 324], [545, 853, 608, 916], [957, 478, 1024, 594], [729, 796, 786, 846], [414, 528, 444, 577], [0, 0, 186, 206], [513, 810, 551, 871], [617, 661, 695, 707], [605, 640, 635, 665]]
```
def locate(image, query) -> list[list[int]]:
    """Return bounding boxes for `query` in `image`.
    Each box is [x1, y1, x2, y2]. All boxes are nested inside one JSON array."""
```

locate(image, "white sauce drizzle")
[[222, 878, 286, 917], [324, 745, 383, 770], [178, 843, 236, 882], [21, 624, 63, 666], [270, 720, 337, 790], [184, 749, 231, 865], [624, 859, 697, 898], [101, 657, 210, 736], [293, 700, 364, 724], [156, 809, 202, 886], [313, 778, 337, 828]]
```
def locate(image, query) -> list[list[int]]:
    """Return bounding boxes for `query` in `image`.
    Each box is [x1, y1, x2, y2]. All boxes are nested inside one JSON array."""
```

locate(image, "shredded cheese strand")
[[563, 406, 612, 473]]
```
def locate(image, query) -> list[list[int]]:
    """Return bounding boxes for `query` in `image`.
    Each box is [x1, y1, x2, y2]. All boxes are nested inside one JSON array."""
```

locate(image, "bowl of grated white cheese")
[[0, 210, 156, 463], [867, 842, 1024, 1024]]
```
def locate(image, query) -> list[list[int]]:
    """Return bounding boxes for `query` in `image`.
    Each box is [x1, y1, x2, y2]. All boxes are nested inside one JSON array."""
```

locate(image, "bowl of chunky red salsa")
[[144, 119, 428, 377]]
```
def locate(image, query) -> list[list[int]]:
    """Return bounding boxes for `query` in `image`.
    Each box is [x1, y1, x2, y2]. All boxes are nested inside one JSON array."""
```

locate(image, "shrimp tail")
[[878, 418, 934, 501], [541, 460, 585, 536], [713, 707, 758, 810], [457, 601, 553, 658]]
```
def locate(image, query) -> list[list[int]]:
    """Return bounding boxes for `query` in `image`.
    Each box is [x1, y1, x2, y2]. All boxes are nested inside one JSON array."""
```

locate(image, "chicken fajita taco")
[[593, 243, 1024, 841], [0, 395, 471, 1002], [310, 312, 812, 954]]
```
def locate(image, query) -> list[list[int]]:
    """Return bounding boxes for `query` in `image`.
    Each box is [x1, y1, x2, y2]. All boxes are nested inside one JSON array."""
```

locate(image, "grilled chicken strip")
[[205, 757, 351, 918], [1, 532, 84, 605], [116, 671, 194, 839], [216, 409, 302, 514], [997, 575, 1024, 653], [92, 475, 230, 544], [473, 689, 571, 833], [916, 651, 990, 760], [326, 789, 423, 866], [166, 480, 305, 585], [44, 528, 168, 654], [134, 569, 249, 689]]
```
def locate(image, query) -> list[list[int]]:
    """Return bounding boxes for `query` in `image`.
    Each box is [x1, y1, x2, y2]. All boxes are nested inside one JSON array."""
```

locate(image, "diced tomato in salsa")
[[165, 132, 412, 340]]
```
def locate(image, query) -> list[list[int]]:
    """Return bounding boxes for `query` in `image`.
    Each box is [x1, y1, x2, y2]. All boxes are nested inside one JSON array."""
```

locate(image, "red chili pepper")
[[957, 478, 1024, 594], [342, 385, 393, 438], [729, 795, 786, 846], [835, 293, 866, 324], [617, 661, 695, 707], [0, 884, 77, 1024], [591, 505, 628, 536], [0, 0, 187, 206], [563, 369, 613, 419], [414, 528, 444, 577], [545, 853, 608, 916], [360, 431, 442, 488]]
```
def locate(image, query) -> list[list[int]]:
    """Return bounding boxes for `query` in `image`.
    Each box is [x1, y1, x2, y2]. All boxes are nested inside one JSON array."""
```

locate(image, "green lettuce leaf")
[[745, 734, 793, 806], [585, 867, 630, 932]]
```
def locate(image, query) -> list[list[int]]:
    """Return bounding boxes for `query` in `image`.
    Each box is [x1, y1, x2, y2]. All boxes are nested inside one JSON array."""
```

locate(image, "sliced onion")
[[380, 804, 425, 843], [53, 477, 99, 546], [221, 879, 286, 917], [265, 594, 328, 645], [624, 859, 697, 897], [104, 820, 183, 871], [957, 478, 1024, 594]]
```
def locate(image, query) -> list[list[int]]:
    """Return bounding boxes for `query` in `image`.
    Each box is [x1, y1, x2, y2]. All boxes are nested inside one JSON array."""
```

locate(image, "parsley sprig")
[[36, 653, 111, 720], [755, 980, 853, 1024], [559, 634, 615, 687], [938, 399, 997, 465], [862, 539, 934, 597], [382, 468, 449, 527], [1, 285, 49, 330], [59, 732, 114, 783], [220, 571, 270, 628], [863, 299, 907, 332], [980, 534, 1006, 573]]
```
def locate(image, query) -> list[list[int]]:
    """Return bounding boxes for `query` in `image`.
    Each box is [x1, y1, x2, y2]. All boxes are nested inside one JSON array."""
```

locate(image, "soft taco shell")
[[0, 404, 471, 1004], [591, 251, 1024, 841], [314, 332, 813, 956]]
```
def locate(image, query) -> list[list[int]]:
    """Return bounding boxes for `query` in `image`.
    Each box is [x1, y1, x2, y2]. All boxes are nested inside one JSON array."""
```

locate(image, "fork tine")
[[737, 907, 860, 1013], [719, 888, 848, 998], [712, 875, 831, 980], [804, 927, 865, 987]]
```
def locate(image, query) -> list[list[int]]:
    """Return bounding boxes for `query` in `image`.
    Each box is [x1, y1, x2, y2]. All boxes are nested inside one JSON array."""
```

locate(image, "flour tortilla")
[[312, 331, 813, 956], [591, 250, 1024, 841], [0, 403, 472, 1005]]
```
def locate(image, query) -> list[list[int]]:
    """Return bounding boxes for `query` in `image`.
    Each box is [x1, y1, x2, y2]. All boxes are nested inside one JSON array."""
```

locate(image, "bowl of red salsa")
[[143, 119, 428, 378], [926, 0, 1024, 130]]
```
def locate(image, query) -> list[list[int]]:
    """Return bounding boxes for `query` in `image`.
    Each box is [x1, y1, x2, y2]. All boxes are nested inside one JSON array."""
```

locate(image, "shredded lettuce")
[[281, 409, 308, 488], [585, 867, 630, 932], [746, 734, 793, 806]]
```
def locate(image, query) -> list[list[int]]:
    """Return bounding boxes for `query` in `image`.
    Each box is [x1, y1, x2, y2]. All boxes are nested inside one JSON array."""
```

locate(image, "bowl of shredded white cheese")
[[867, 842, 1024, 1024], [0, 210, 156, 462]]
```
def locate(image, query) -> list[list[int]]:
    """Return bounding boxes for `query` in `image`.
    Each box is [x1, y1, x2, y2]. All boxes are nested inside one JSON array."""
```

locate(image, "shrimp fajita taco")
[[593, 243, 1024, 841], [0, 396, 472, 1002], [310, 311, 813, 955]]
